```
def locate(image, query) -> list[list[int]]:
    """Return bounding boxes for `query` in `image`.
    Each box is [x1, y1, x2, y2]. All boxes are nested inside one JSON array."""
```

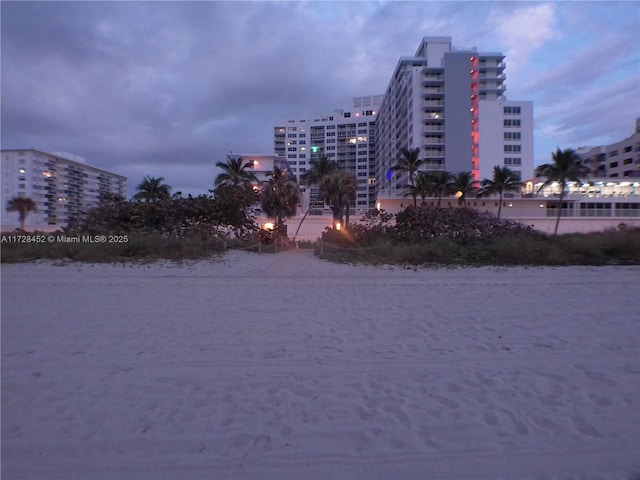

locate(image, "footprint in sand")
[[584, 370, 617, 388], [483, 411, 499, 427], [431, 394, 459, 410], [532, 415, 561, 433], [242, 434, 271, 459], [571, 414, 602, 437]]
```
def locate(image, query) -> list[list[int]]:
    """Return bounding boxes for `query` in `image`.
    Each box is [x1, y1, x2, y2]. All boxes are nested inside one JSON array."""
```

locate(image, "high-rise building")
[[575, 118, 640, 178], [274, 97, 381, 215], [375, 36, 533, 198], [1, 149, 126, 231]]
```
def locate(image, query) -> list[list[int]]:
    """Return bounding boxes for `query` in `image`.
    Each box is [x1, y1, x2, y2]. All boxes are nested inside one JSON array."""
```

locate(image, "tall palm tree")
[[214, 156, 258, 188], [295, 154, 338, 237], [450, 171, 479, 207], [133, 176, 172, 202], [479, 166, 523, 219], [319, 169, 357, 228], [430, 170, 454, 206], [405, 170, 435, 205], [7, 197, 37, 231], [261, 165, 301, 237], [391, 147, 423, 206], [536, 147, 590, 235]]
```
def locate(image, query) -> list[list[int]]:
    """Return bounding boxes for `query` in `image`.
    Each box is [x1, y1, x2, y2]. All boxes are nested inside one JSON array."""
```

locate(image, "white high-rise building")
[[1, 149, 126, 231], [274, 97, 380, 215], [375, 36, 533, 198]]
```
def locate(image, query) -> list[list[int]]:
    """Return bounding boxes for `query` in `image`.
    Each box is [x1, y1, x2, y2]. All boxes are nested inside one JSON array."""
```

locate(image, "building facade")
[[575, 119, 640, 178], [376, 177, 640, 234], [1, 149, 127, 231], [274, 95, 381, 215], [375, 36, 533, 199]]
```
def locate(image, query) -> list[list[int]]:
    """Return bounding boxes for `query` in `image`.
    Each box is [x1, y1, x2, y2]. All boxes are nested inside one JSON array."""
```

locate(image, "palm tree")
[[479, 166, 523, 219], [391, 147, 423, 206], [7, 197, 37, 231], [295, 154, 338, 237], [261, 165, 301, 237], [214, 156, 258, 188], [406, 170, 435, 205], [450, 171, 479, 207], [536, 147, 590, 235], [133, 176, 172, 202], [318, 169, 357, 228], [430, 170, 454, 206]]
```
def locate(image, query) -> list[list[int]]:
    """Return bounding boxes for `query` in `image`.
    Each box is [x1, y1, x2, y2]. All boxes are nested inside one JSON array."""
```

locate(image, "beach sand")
[[2, 250, 639, 479]]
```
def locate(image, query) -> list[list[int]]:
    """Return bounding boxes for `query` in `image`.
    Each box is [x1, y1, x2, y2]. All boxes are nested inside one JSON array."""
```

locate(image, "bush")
[[315, 205, 640, 267], [392, 205, 539, 245]]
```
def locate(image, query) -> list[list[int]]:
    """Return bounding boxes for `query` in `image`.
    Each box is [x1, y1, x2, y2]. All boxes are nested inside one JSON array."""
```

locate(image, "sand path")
[[2, 250, 639, 479]]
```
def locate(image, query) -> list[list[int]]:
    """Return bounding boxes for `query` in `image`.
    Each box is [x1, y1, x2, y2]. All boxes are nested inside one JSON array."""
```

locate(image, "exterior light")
[[376, 202, 381, 210], [19, 168, 26, 174], [335, 222, 341, 231], [454, 191, 463, 198], [253, 160, 258, 165], [539, 204, 544, 208], [263, 222, 274, 230]]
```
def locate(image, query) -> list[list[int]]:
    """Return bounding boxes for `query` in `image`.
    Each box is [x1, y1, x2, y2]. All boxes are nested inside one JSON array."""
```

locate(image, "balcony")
[[424, 112, 444, 122], [423, 101, 444, 109], [423, 89, 444, 97], [423, 136, 444, 146]]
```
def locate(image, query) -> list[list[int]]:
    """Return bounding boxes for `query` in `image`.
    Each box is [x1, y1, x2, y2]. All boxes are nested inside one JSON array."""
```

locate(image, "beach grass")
[[0, 232, 227, 263], [316, 229, 640, 266]]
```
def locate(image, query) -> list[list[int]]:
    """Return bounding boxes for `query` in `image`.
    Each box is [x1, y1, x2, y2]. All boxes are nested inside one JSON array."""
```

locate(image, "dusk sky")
[[2, 1, 639, 197]]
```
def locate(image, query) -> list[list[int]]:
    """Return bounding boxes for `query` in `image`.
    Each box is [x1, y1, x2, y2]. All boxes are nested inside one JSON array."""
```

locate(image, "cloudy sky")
[[2, 1, 639, 197]]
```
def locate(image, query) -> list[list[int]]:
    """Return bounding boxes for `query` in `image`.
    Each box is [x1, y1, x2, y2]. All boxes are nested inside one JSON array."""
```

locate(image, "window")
[[504, 145, 521, 153], [504, 132, 521, 140], [504, 157, 522, 165], [287, 147, 297, 152], [288, 127, 297, 132], [504, 106, 521, 115], [503, 119, 521, 128], [608, 150, 618, 157], [623, 158, 632, 165], [609, 161, 618, 168]]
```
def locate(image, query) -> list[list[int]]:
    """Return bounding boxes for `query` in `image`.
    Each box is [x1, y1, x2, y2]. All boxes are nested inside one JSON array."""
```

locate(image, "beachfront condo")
[[1, 149, 127, 231]]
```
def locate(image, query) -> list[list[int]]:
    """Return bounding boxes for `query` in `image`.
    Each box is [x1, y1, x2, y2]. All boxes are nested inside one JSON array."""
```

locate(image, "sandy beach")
[[2, 250, 639, 479]]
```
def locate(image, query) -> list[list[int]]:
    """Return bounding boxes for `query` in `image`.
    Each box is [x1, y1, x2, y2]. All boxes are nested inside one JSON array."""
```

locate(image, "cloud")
[[1, 1, 637, 196], [489, 3, 558, 86]]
